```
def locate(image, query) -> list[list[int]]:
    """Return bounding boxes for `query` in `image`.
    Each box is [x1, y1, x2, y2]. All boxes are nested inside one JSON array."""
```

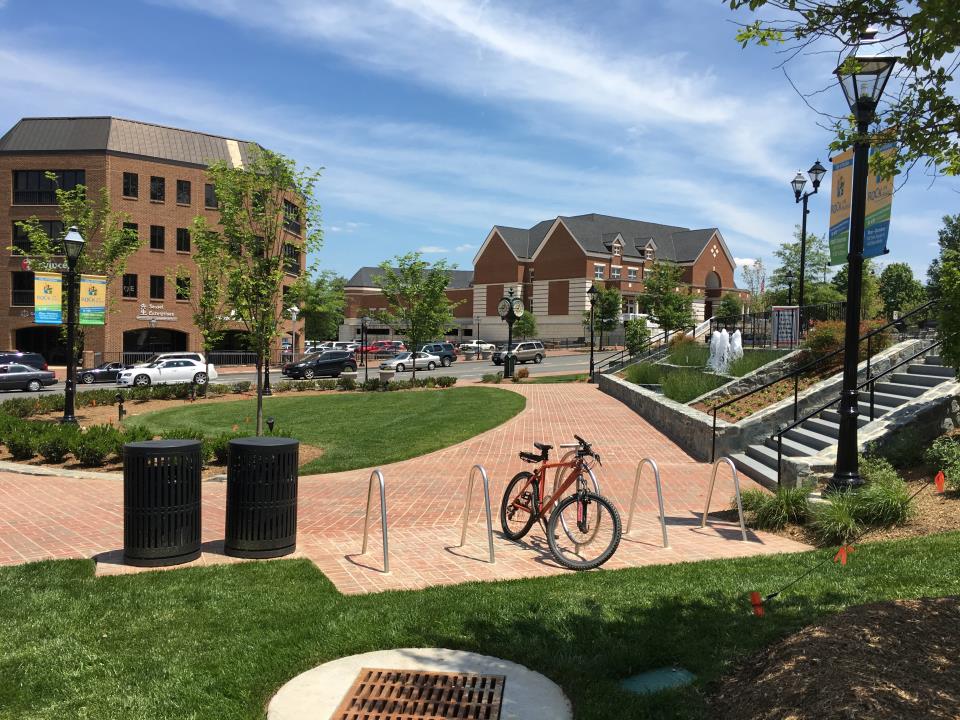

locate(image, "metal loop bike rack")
[[625, 457, 669, 548], [700, 456, 748, 542], [360, 468, 390, 572], [457, 464, 495, 564]]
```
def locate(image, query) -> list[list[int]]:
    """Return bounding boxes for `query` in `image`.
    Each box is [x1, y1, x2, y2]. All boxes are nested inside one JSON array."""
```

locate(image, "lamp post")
[[475, 315, 480, 346], [496, 288, 523, 379], [288, 304, 299, 362], [61, 227, 85, 424], [831, 30, 897, 492], [587, 284, 598, 381], [784, 270, 796, 305], [361, 316, 370, 382], [790, 160, 827, 316]]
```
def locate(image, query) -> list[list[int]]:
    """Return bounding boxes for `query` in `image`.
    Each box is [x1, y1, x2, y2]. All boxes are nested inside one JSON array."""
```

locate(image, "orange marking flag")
[[750, 591, 764, 617], [935, 470, 946, 493], [833, 545, 856, 566]]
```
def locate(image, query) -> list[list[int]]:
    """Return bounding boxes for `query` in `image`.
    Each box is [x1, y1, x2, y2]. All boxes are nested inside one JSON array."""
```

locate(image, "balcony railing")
[[11, 290, 34, 307], [13, 190, 57, 205]]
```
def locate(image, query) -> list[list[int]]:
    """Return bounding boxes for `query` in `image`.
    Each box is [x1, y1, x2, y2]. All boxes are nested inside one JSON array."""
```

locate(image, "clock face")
[[497, 298, 511, 318], [511, 298, 525, 317]]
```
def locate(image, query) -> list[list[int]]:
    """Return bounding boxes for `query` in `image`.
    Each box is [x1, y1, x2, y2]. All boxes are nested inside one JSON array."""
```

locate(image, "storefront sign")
[[21, 258, 68, 271], [79, 274, 107, 325], [771, 306, 800, 348], [136, 303, 178, 322], [828, 149, 853, 266], [34, 272, 63, 324], [863, 142, 895, 259]]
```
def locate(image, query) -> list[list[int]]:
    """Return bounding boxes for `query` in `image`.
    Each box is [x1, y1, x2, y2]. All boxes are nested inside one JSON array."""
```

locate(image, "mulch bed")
[[710, 596, 960, 719]]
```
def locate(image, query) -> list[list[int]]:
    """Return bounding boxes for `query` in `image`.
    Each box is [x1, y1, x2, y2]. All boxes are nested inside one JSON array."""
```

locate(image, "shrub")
[[856, 476, 914, 526], [661, 368, 727, 403], [1, 398, 38, 419], [121, 425, 154, 444], [232, 381, 252, 394], [436, 376, 456, 388], [667, 339, 709, 366], [273, 381, 296, 393], [625, 363, 662, 385], [295, 380, 317, 391], [804, 319, 892, 366], [337, 377, 356, 391], [924, 436, 960, 490], [625, 316, 651, 355], [481, 373, 503, 384], [738, 485, 809, 531], [809, 492, 862, 545], [36, 424, 78, 463], [361, 378, 381, 392], [5, 425, 37, 460], [317, 380, 337, 391], [70, 426, 120, 467], [208, 432, 245, 465], [513, 367, 530, 382]]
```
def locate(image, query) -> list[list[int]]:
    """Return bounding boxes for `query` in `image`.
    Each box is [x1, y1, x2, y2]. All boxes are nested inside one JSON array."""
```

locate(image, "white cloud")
[[734, 257, 756, 266], [455, 244, 476, 252], [418, 245, 450, 253], [328, 225, 343, 233]]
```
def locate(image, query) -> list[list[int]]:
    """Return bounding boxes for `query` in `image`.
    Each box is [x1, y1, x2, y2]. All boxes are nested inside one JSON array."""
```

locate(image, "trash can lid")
[[229, 436, 299, 448], [124, 439, 202, 451]]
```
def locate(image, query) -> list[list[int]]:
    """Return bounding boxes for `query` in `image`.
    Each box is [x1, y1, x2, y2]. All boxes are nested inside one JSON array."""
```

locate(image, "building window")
[[627, 267, 638, 281], [13, 170, 85, 205], [283, 199, 302, 235], [123, 222, 139, 242], [528, 268, 535, 282], [283, 243, 301, 275], [150, 176, 165, 202], [176, 277, 191, 300], [594, 264, 605, 280], [613, 243, 621, 256], [122, 172, 139, 198], [611, 266, 621, 280], [11, 271, 33, 306], [149, 225, 165, 250], [204, 183, 217, 209], [176, 180, 191, 205], [645, 247, 655, 261], [176, 228, 191, 252], [12, 220, 63, 255], [150, 275, 165, 300], [122, 273, 138, 298]]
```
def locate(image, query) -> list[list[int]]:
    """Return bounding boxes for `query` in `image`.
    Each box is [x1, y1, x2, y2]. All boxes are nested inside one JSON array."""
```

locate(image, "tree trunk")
[[255, 354, 264, 436]]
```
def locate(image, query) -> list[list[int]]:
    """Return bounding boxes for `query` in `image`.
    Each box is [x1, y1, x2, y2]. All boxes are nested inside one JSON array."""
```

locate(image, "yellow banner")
[[79, 274, 107, 325], [34, 272, 62, 324], [828, 149, 853, 265]]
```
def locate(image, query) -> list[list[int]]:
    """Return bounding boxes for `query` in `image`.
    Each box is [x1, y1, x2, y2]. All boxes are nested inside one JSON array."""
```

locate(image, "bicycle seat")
[[533, 442, 553, 452], [519, 451, 542, 463]]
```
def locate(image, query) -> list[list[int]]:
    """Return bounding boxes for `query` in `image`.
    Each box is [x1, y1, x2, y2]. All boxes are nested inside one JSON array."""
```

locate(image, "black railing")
[[11, 290, 33, 307], [13, 190, 58, 205], [594, 326, 693, 375], [708, 301, 848, 348], [709, 300, 939, 461], [772, 334, 948, 483]]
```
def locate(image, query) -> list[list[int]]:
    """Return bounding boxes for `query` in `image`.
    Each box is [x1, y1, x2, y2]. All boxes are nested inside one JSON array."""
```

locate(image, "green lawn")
[[3, 533, 959, 719], [126, 387, 525, 474]]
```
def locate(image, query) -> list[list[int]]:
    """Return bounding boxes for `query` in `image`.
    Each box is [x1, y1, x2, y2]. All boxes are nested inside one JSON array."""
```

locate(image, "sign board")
[[771, 306, 800, 348], [829, 144, 896, 264], [137, 303, 178, 322], [828, 149, 853, 266], [863, 142, 895, 259], [79, 274, 107, 325], [33, 272, 62, 324]]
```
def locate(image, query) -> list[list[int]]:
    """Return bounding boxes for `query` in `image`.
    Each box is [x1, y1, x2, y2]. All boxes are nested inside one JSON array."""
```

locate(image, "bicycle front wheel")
[[500, 471, 538, 541], [546, 492, 622, 570]]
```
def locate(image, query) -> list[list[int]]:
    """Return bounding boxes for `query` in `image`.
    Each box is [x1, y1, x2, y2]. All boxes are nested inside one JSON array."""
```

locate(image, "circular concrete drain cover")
[[268, 648, 572, 720]]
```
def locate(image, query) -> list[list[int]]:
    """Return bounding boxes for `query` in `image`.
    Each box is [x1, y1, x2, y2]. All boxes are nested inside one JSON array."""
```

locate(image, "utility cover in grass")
[[621, 667, 696, 695]]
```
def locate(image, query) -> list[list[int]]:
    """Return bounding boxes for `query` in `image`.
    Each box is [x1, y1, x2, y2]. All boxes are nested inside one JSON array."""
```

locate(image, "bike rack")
[[457, 464, 495, 564], [625, 457, 669, 548], [700, 456, 748, 542], [360, 468, 390, 572]]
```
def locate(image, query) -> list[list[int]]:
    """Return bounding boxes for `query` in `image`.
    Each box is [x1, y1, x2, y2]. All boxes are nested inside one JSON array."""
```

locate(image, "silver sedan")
[[379, 351, 441, 372]]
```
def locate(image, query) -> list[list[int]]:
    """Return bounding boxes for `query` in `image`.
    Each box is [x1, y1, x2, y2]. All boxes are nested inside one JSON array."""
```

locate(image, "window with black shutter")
[[123, 172, 138, 198], [122, 274, 138, 298], [176, 180, 191, 205], [204, 183, 217, 209], [150, 176, 165, 202], [13, 170, 85, 204], [150, 225, 165, 250], [176, 277, 191, 300], [176, 228, 191, 252], [150, 275, 165, 299], [11, 271, 33, 306]]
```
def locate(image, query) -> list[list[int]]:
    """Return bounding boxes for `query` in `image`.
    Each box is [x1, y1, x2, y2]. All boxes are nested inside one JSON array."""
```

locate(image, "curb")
[[0, 460, 123, 481]]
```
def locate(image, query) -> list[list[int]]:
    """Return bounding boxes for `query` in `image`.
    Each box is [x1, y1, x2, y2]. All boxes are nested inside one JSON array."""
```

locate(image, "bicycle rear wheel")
[[546, 492, 622, 570], [551, 465, 600, 538], [500, 471, 539, 541]]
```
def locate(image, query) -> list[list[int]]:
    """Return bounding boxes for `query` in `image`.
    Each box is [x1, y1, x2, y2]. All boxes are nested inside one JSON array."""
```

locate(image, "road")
[[11, 352, 601, 401]]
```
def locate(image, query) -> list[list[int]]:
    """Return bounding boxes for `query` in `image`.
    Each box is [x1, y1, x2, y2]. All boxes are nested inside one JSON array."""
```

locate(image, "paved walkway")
[[0, 384, 809, 593]]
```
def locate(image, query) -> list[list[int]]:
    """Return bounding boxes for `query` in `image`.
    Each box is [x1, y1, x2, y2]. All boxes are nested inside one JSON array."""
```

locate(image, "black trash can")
[[123, 439, 202, 567], [225, 437, 299, 558]]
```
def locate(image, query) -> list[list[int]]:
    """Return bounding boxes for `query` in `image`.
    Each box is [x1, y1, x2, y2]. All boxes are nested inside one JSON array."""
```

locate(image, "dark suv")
[[420, 343, 457, 367], [0, 351, 49, 371], [282, 350, 357, 379]]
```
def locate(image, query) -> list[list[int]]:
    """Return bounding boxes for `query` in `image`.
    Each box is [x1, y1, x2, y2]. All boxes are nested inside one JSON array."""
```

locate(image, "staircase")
[[731, 354, 955, 489]]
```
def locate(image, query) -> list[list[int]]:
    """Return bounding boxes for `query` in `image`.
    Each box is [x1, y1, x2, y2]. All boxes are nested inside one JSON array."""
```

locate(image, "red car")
[[370, 340, 406, 354]]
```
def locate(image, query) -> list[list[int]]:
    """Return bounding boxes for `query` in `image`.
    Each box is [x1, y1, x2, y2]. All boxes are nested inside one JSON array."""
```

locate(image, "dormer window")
[[613, 242, 621, 257], [645, 246, 655, 261]]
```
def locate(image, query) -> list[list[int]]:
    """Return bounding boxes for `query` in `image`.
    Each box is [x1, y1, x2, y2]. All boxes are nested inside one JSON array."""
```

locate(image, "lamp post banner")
[[863, 142, 896, 259], [79, 274, 107, 325], [828, 149, 853, 265], [33, 271, 63, 324]]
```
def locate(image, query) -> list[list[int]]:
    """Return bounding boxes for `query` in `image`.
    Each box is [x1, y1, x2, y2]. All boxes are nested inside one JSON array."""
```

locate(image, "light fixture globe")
[[791, 171, 807, 200], [63, 226, 85, 261], [834, 30, 897, 120], [808, 160, 826, 189]]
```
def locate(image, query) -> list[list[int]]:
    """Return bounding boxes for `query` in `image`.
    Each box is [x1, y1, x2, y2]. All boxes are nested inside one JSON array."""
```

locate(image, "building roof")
[[346, 266, 474, 290], [0, 117, 261, 168]]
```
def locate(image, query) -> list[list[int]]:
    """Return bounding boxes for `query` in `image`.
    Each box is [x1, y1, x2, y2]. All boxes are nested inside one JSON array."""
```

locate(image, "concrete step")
[[731, 452, 779, 491], [859, 389, 911, 406], [804, 417, 840, 438], [892, 371, 946, 387], [911, 363, 954, 378], [925, 355, 943, 366], [820, 406, 884, 426], [765, 434, 820, 458], [873, 381, 926, 398], [746, 443, 781, 469], [785, 426, 836, 451]]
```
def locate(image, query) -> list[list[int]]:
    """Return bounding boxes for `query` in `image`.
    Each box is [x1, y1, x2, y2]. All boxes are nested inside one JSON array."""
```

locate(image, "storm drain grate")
[[332, 667, 505, 719]]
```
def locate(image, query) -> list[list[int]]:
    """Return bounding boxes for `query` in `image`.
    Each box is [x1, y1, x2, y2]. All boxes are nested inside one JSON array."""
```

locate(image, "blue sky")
[[0, 0, 956, 285]]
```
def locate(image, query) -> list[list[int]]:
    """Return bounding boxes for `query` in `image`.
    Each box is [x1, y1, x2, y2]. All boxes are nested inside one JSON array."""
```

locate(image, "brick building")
[[0, 117, 304, 364], [342, 213, 746, 342]]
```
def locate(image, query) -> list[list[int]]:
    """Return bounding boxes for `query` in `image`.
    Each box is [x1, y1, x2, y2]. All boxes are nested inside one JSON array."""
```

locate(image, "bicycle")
[[500, 434, 622, 570]]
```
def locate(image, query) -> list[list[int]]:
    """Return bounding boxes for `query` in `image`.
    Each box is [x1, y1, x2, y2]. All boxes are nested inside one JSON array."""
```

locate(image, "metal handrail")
[[457, 464, 495, 564], [700, 457, 748, 542], [595, 326, 692, 375], [360, 468, 389, 573], [625, 457, 669, 548]]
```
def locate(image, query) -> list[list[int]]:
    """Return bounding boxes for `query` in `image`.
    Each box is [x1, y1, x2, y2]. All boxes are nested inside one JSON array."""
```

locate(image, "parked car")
[[79, 361, 131, 384], [117, 358, 217, 387], [459, 340, 496, 353], [419, 342, 457, 367], [492, 340, 546, 365], [0, 363, 57, 392], [0, 351, 49, 372], [333, 342, 359, 353], [372, 340, 405, 354], [281, 350, 357, 379], [379, 351, 441, 372], [136, 352, 205, 367]]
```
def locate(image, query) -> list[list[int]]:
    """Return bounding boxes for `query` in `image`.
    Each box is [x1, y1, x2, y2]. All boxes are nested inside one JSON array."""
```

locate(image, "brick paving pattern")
[[0, 384, 809, 592]]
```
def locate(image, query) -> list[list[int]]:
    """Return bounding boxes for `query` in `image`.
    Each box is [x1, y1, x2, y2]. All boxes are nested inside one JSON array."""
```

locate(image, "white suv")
[[137, 352, 205, 366], [118, 358, 218, 387]]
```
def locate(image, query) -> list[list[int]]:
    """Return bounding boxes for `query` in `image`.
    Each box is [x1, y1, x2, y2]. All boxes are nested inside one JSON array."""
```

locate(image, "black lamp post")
[[361, 315, 370, 382], [587, 284, 598, 381], [791, 160, 827, 316], [831, 30, 897, 492], [61, 226, 85, 424], [262, 346, 273, 396], [475, 315, 480, 345], [784, 270, 796, 305], [497, 288, 523, 379]]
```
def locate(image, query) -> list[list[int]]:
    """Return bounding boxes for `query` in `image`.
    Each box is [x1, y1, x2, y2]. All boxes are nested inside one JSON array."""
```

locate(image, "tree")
[[14, 174, 142, 363], [290, 270, 346, 341], [770, 226, 832, 293], [624, 316, 651, 355], [210, 148, 322, 435], [740, 259, 767, 311], [373, 253, 460, 380], [878, 262, 925, 319], [935, 250, 960, 371], [832, 258, 882, 318], [639, 261, 694, 342], [513, 311, 537, 339], [729, 1, 960, 178], [591, 285, 622, 350], [927, 214, 960, 300], [716, 293, 743, 319]]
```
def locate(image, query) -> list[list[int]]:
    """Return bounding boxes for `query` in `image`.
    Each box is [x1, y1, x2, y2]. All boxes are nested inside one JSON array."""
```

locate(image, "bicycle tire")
[[551, 463, 600, 538], [500, 471, 539, 541], [546, 492, 622, 571]]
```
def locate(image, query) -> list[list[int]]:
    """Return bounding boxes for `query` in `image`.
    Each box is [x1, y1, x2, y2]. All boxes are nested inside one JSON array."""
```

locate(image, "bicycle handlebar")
[[559, 443, 578, 449]]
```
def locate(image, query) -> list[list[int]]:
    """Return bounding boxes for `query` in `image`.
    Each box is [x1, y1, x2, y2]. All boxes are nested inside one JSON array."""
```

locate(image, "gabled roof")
[[346, 266, 474, 290], [0, 116, 261, 168]]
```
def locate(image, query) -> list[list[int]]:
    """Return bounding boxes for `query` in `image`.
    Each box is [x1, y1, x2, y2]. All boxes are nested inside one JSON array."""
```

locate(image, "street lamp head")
[[808, 160, 826, 190], [587, 283, 598, 305], [791, 171, 807, 201], [835, 29, 897, 121], [63, 226, 85, 261], [288, 304, 299, 321], [784, 270, 796, 282]]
